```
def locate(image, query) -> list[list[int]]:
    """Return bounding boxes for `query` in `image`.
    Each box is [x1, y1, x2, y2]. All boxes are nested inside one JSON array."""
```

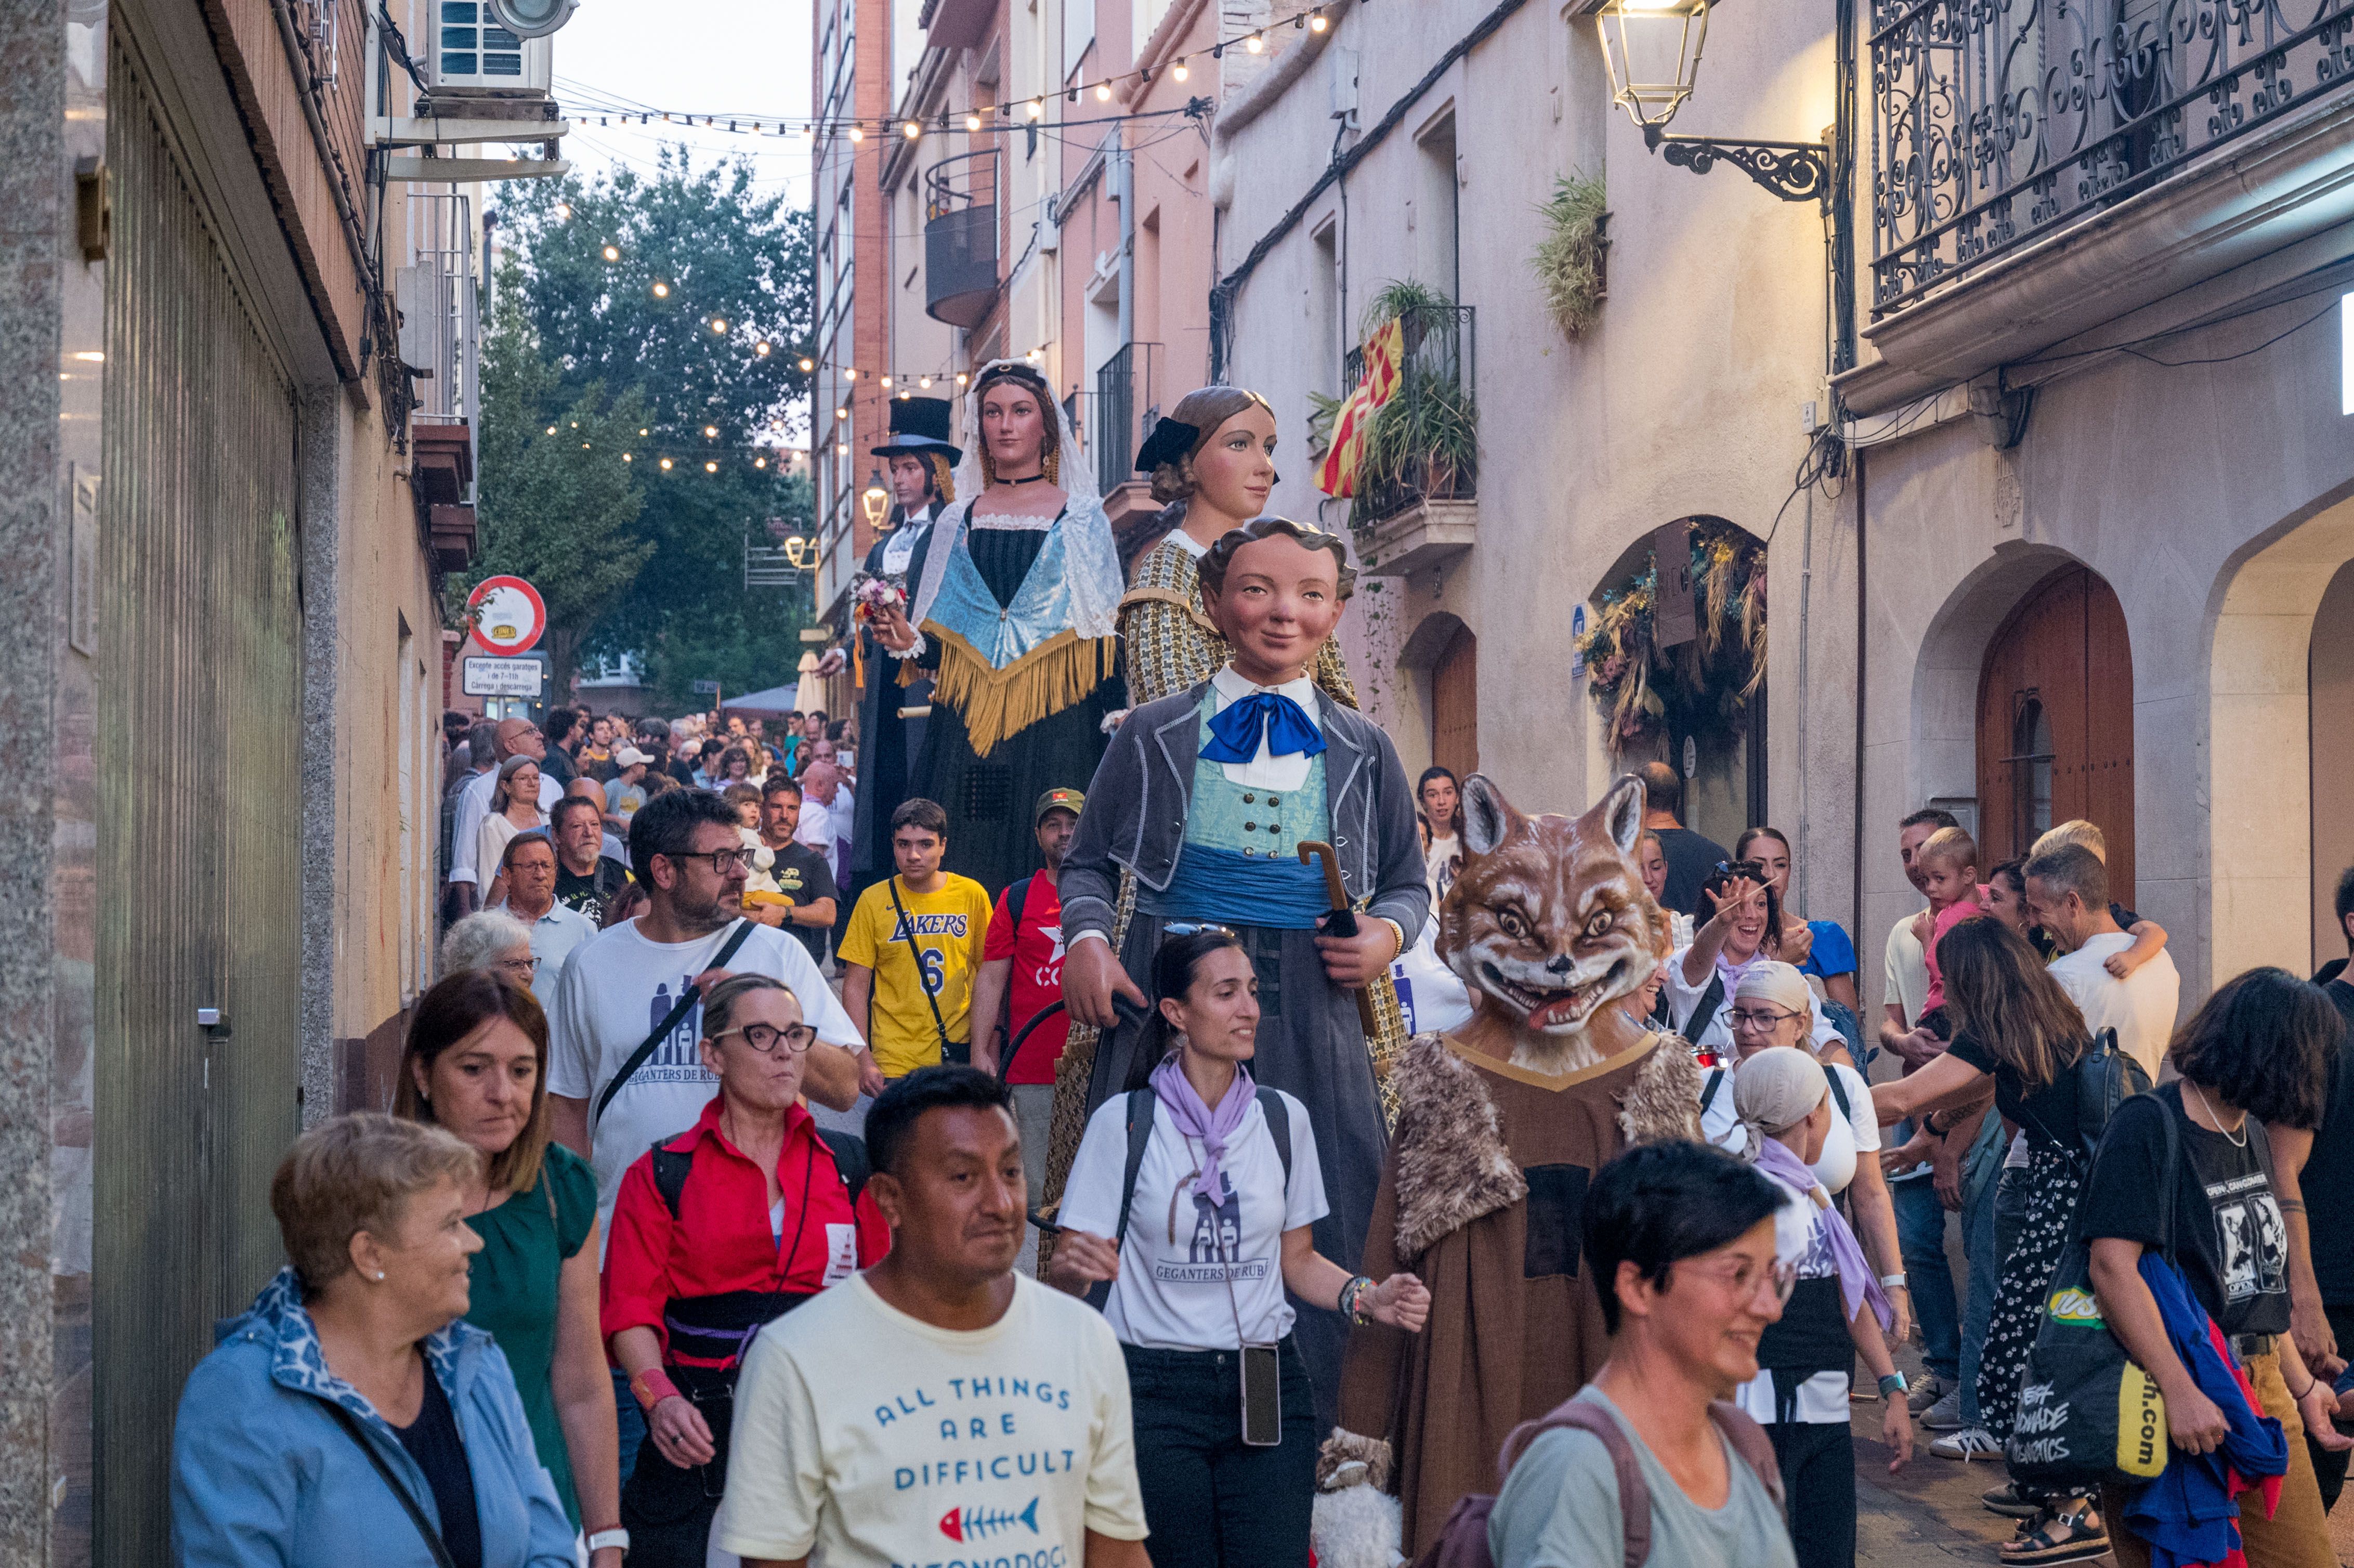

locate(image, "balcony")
[[1093, 341, 1164, 528], [1343, 302, 1478, 579], [1855, 0, 2354, 407], [924, 150, 999, 329]]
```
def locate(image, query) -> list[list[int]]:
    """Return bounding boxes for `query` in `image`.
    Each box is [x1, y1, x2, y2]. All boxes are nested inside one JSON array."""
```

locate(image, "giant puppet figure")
[[1313, 772, 1702, 1561], [1057, 515, 1426, 1432], [845, 396, 958, 904], [869, 362, 1126, 898]]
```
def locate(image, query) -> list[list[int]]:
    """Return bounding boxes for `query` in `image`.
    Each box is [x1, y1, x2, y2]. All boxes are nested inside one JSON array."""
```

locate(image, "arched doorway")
[[1974, 565, 2135, 901]]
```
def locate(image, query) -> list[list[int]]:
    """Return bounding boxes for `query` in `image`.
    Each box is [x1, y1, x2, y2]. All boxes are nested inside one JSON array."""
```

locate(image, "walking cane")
[[1298, 841, 1384, 1039]]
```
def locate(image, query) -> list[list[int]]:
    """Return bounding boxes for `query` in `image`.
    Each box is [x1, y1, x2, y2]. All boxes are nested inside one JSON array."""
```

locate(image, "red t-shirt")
[[985, 871, 1068, 1085]]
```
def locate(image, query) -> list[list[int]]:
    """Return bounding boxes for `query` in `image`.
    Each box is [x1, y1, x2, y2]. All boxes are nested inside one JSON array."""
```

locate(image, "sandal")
[[1998, 1502, 2108, 1565]]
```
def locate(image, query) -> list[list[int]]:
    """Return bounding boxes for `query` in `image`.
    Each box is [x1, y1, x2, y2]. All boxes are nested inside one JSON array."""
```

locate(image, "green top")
[[464, 1141, 598, 1526], [1184, 694, 1331, 858]]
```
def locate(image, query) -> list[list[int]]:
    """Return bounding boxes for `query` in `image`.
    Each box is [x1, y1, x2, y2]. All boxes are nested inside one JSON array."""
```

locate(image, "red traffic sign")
[[467, 575, 547, 657]]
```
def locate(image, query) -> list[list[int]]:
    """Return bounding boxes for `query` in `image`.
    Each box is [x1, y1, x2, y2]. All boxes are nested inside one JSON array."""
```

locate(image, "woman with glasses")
[[1698, 962, 1910, 1354], [393, 971, 622, 1561], [1731, 1047, 1913, 1568], [478, 755, 551, 909], [600, 974, 888, 1568], [1049, 928, 1430, 1568], [440, 909, 542, 989]]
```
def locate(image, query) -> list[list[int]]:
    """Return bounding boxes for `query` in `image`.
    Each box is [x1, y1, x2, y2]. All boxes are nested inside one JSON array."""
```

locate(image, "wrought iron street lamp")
[[1590, 0, 1832, 206], [861, 469, 893, 532]]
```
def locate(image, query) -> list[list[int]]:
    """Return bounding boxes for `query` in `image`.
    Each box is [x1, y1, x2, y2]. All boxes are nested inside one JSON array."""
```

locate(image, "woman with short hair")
[[439, 908, 539, 989], [171, 1114, 575, 1567], [601, 974, 889, 1567], [1048, 928, 1430, 1568], [394, 971, 620, 1557]]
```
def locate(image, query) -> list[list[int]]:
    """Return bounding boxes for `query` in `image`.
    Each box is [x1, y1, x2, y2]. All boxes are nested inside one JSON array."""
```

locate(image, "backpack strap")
[[1085, 1089, 1157, 1313], [1701, 1069, 1727, 1117], [650, 1138, 695, 1220], [1707, 1399, 1788, 1514], [1005, 874, 1031, 935], [1683, 972, 1727, 1045], [1254, 1087, 1294, 1190], [594, 919, 756, 1126], [1498, 1399, 1652, 1568], [817, 1129, 872, 1206], [1824, 1063, 1852, 1125]]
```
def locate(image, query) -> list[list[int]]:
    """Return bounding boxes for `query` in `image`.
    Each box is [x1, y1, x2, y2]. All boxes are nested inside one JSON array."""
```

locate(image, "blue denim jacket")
[[172, 1268, 574, 1568]]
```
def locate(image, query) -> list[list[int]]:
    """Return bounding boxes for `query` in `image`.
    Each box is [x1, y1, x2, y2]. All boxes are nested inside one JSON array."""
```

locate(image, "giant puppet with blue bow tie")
[[1050, 515, 1430, 1433]]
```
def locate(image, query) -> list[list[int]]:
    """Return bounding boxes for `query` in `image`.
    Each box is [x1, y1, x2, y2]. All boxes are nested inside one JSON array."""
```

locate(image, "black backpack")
[[648, 1128, 872, 1219], [2065, 1027, 2151, 1159]]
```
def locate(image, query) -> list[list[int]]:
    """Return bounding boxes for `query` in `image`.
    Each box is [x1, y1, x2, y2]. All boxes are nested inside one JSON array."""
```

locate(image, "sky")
[[548, 0, 814, 203]]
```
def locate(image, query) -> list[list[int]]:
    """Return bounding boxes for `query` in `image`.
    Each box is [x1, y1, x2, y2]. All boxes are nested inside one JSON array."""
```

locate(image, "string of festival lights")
[[550, 0, 1341, 142]]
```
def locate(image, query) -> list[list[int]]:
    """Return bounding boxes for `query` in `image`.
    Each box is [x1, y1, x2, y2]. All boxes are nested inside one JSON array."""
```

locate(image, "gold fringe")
[[925, 624, 1114, 757]]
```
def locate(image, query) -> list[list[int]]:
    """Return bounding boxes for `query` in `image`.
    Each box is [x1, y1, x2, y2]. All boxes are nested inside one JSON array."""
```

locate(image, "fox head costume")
[[1435, 773, 1671, 1076]]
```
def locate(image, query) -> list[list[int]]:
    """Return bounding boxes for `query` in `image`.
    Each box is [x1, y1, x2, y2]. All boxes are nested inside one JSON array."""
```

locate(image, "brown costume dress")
[[1333, 1028, 1701, 1559]]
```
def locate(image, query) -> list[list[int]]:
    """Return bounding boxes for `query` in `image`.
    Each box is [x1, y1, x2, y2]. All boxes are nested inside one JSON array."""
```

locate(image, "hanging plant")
[[1353, 279, 1478, 510], [1576, 520, 1768, 752], [1532, 172, 1610, 341]]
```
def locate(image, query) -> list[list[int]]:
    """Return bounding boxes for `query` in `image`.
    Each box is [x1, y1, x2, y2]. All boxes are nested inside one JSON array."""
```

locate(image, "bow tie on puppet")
[[1201, 690, 1328, 764]]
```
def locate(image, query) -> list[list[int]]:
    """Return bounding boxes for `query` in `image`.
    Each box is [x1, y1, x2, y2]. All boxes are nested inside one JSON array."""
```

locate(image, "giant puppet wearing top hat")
[[847, 397, 963, 900]]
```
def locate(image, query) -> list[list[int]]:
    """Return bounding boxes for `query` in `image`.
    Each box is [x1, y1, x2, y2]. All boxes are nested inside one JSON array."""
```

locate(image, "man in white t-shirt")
[[2026, 842, 2181, 1081], [546, 788, 864, 1234], [717, 1067, 1151, 1568]]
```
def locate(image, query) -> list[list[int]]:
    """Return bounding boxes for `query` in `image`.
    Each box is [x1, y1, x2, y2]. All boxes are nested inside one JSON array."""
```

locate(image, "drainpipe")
[[1116, 130, 1135, 354]]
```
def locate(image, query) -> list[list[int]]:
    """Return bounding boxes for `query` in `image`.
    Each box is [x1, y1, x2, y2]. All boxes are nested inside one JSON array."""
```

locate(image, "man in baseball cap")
[[972, 786, 1088, 1223]]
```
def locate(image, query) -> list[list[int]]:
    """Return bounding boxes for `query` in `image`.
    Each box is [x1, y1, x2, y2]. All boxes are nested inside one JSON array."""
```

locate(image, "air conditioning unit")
[[429, 2, 554, 95]]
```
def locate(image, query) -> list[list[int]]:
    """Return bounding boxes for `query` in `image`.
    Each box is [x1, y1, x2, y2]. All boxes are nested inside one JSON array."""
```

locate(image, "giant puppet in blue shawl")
[[870, 360, 1127, 897]]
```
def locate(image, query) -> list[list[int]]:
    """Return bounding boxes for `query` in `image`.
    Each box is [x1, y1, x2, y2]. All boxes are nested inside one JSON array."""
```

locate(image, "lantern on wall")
[[1591, 0, 1711, 134]]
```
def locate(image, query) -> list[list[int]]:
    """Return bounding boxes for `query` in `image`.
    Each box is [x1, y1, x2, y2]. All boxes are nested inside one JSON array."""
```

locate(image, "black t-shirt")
[[554, 855, 631, 925], [2078, 1083, 2291, 1338], [1655, 825, 1730, 917], [1948, 1028, 2084, 1154], [391, 1364, 483, 1568], [538, 747, 576, 787], [2300, 982, 2354, 1302], [766, 841, 840, 962], [2316, 957, 2348, 988]]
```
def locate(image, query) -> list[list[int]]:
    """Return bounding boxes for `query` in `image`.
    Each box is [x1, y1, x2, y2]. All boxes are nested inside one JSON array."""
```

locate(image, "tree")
[[461, 286, 652, 698], [493, 151, 817, 709]]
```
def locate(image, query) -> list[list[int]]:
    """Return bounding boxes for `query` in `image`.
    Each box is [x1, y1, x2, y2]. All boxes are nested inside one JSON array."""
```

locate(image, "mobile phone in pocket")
[[1240, 1343, 1283, 1447]]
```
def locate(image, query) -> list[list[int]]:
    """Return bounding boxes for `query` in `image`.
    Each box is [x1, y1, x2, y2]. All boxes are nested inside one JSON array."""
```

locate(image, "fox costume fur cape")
[[1326, 773, 1701, 1558]]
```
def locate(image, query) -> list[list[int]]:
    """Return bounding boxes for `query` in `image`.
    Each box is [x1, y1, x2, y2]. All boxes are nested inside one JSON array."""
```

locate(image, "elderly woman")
[[440, 908, 540, 990], [171, 1114, 574, 1567], [479, 755, 550, 907], [1732, 1048, 1912, 1568], [395, 972, 621, 1561], [601, 974, 888, 1567], [1698, 961, 1910, 1351]]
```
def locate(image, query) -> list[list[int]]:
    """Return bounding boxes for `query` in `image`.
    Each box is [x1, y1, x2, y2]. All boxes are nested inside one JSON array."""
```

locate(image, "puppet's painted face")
[[1438, 774, 1668, 1037]]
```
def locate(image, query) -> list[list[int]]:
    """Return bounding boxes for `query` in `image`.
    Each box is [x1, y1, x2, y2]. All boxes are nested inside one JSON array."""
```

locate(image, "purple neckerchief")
[[1716, 946, 1769, 995], [1150, 1056, 1256, 1201], [1755, 1138, 1894, 1332]]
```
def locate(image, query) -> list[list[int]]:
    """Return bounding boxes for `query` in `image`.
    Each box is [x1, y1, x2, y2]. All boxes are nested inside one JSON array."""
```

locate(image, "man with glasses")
[[487, 831, 595, 1008], [1488, 1140, 1798, 1568], [447, 716, 563, 918]]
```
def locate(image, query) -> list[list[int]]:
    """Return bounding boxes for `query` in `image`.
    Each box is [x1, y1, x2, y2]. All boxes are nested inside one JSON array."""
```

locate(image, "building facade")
[[0, 0, 519, 1555]]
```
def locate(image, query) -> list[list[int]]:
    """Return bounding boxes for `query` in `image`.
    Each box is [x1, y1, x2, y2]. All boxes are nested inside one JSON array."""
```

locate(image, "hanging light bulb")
[[545, 424, 558, 435], [639, 427, 649, 436], [1246, 31, 1264, 52], [899, 389, 912, 400], [965, 111, 983, 132], [880, 374, 893, 388], [712, 318, 730, 335], [755, 341, 771, 356], [798, 357, 816, 372], [845, 368, 859, 380], [1095, 81, 1113, 100], [1309, 8, 1327, 30], [755, 455, 768, 468], [835, 407, 848, 420], [601, 244, 620, 261], [704, 425, 720, 438], [848, 123, 865, 141], [1026, 98, 1043, 120], [659, 457, 674, 470], [704, 460, 718, 473], [956, 371, 970, 385], [919, 375, 933, 388], [1174, 59, 1190, 81], [622, 452, 633, 461], [835, 440, 848, 454], [554, 201, 573, 220], [904, 120, 922, 139], [652, 281, 670, 297]]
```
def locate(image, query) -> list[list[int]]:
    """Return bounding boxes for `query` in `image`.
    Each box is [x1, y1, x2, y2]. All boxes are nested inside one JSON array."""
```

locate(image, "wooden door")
[[1431, 623, 1479, 780], [1975, 566, 2135, 901]]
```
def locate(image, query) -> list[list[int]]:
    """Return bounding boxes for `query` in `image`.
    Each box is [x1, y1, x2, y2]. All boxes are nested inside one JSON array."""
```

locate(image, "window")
[[2011, 693, 2054, 848]]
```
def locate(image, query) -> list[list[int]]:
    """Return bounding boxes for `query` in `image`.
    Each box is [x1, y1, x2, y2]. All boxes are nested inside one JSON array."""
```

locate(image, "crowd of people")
[[169, 374, 2354, 1568]]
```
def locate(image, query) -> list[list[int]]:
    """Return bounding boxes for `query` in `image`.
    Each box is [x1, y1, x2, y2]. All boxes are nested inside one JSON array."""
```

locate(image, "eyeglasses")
[[1162, 921, 1239, 939], [494, 955, 541, 977], [667, 846, 757, 875], [1725, 1007, 1800, 1030], [711, 1022, 818, 1055], [1680, 1255, 1800, 1308]]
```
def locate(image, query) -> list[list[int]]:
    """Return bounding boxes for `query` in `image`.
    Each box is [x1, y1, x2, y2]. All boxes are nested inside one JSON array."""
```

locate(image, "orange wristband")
[[630, 1367, 679, 1412]]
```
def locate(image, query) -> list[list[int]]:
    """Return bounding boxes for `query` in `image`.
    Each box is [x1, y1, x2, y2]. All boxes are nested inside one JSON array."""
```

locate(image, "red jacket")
[[601, 1095, 890, 1366]]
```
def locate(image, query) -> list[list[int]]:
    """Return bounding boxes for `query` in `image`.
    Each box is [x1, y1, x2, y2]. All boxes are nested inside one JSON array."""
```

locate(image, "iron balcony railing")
[[1869, 0, 2354, 316], [1340, 303, 1477, 529], [924, 148, 999, 329], [1094, 341, 1163, 496]]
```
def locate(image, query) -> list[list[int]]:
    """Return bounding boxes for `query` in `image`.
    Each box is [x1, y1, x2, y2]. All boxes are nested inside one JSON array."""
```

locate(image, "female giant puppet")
[[871, 361, 1126, 897]]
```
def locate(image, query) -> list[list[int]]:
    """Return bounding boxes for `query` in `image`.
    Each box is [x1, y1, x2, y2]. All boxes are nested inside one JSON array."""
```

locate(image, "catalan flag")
[[1315, 317, 1405, 499]]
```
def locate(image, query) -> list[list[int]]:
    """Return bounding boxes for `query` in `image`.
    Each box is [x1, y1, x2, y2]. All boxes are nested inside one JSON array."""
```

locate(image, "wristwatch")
[[586, 1527, 630, 1555], [1877, 1372, 1908, 1401]]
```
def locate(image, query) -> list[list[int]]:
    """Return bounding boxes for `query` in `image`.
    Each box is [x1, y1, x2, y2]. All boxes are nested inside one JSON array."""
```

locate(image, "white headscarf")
[[907, 359, 1122, 643]]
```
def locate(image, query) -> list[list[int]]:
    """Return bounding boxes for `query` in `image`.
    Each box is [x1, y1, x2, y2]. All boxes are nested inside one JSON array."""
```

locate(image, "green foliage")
[[487, 150, 817, 710], [1532, 172, 1609, 340], [1359, 277, 1452, 341], [1354, 280, 1479, 509], [460, 288, 651, 698]]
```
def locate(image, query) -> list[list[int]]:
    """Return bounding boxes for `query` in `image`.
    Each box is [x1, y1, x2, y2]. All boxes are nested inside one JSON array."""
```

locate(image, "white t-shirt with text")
[[546, 917, 862, 1235], [715, 1273, 1150, 1566], [1058, 1087, 1328, 1350]]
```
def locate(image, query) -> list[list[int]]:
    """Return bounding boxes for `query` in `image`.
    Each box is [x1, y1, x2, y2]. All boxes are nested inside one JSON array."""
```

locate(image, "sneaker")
[[1930, 1426, 2002, 1460], [1920, 1387, 1965, 1430], [1905, 1373, 1947, 1416], [1982, 1481, 2042, 1518]]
